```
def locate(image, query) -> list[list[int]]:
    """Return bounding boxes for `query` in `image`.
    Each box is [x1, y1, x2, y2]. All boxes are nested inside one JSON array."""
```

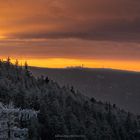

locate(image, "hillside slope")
[[30, 67, 140, 114], [0, 61, 140, 139]]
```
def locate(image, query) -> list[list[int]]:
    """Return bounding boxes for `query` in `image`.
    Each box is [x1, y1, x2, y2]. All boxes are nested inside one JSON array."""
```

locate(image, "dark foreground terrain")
[[0, 60, 140, 139]]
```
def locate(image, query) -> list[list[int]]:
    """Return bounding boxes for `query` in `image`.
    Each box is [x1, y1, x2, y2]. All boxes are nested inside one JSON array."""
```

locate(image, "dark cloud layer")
[[0, 0, 140, 42], [1, 39, 140, 61]]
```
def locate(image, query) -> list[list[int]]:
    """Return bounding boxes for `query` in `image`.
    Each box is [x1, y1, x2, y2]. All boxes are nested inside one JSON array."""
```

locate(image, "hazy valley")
[[30, 67, 140, 114]]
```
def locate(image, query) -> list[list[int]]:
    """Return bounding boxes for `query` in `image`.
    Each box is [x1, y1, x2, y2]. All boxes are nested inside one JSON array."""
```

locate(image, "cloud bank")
[[0, 0, 140, 42]]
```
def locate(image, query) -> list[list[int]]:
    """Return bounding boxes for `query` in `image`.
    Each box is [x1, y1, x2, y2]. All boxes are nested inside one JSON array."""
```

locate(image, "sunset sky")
[[0, 0, 140, 71]]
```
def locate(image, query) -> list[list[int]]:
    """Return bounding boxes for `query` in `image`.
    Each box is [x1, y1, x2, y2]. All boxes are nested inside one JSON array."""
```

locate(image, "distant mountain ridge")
[[30, 67, 140, 114]]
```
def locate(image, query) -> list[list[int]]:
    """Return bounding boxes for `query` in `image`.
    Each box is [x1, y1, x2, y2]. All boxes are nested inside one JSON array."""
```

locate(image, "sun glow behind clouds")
[[0, 35, 6, 39]]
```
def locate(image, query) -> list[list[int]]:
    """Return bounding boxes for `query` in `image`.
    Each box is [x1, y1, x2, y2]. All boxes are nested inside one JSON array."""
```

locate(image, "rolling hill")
[[30, 67, 140, 114]]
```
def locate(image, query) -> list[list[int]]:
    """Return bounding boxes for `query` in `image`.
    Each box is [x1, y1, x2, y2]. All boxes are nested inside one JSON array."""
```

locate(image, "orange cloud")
[[0, 0, 140, 41]]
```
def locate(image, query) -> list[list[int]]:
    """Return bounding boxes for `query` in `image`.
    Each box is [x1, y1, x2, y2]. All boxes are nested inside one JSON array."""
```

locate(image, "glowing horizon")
[[5, 58, 139, 72]]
